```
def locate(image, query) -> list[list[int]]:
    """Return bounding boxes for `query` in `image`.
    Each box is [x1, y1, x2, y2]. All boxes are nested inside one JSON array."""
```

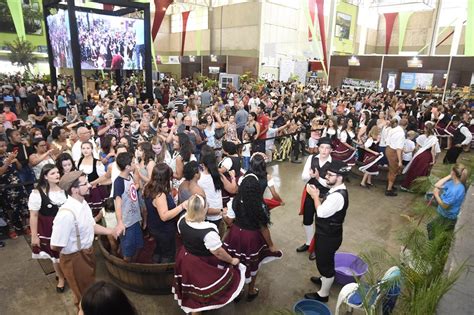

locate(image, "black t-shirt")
[[7, 143, 33, 167], [26, 93, 40, 115]]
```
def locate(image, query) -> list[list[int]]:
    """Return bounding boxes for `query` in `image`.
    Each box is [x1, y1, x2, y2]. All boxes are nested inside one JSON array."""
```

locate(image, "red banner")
[[152, 0, 173, 41], [384, 13, 398, 54], [103, 4, 114, 11], [181, 11, 190, 56], [316, 0, 327, 72]]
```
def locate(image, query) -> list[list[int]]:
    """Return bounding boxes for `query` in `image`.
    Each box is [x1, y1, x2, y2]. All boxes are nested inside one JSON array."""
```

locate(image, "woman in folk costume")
[[359, 126, 384, 188], [401, 123, 440, 191], [173, 194, 245, 314], [223, 173, 283, 301], [28, 164, 67, 292], [331, 118, 358, 166]]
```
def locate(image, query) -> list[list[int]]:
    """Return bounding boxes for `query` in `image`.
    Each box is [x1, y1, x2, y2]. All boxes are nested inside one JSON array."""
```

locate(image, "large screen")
[[400, 72, 434, 90], [76, 12, 145, 70], [46, 9, 73, 68]]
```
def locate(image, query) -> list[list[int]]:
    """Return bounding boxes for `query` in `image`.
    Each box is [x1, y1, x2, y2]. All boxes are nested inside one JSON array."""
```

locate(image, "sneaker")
[[296, 244, 310, 252], [9, 230, 18, 239]]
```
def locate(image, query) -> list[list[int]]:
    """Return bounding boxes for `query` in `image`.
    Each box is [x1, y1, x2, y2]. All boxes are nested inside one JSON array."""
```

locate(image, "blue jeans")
[[134, 44, 145, 69], [242, 156, 250, 171]]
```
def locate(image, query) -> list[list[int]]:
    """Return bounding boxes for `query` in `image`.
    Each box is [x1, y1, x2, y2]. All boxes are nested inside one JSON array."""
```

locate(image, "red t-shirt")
[[4, 111, 17, 123], [257, 113, 269, 140]]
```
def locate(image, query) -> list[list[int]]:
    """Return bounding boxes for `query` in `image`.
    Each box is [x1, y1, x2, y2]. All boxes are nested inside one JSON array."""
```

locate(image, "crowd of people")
[[0, 73, 472, 312], [76, 13, 145, 70]]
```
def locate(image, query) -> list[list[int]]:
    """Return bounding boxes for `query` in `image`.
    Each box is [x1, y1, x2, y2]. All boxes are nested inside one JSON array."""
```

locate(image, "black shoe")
[[385, 190, 398, 197], [56, 286, 65, 293], [291, 159, 302, 164], [310, 276, 321, 286], [304, 292, 328, 302], [309, 252, 316, 260], [296, 244, 309, 252], [247, 288, 259, 302]]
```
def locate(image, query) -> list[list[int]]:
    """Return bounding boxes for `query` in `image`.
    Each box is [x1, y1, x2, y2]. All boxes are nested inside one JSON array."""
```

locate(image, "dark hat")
[[328, 160, 351, 176], [58, 171, 84, 191], [318, 137, 332, 147]]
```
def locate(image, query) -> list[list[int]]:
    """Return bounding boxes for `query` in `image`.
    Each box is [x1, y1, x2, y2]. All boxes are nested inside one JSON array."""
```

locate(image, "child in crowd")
[[242, 133, 251, 171], [402, 131, 417, 166], [113, 152, 144, 262]]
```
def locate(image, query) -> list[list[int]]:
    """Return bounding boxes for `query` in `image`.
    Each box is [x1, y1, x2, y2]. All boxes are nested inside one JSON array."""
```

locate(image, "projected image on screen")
[[46, 9, 73, 68], [400, 72, 434, 90], [76, 12, 145, 70]]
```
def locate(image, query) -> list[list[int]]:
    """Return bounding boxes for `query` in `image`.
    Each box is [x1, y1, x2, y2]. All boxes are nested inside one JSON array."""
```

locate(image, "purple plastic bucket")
[[334, 252, 368, 285]]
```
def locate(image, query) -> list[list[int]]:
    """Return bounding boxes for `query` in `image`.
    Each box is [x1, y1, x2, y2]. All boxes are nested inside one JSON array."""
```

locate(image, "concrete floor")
[[0, 157, 417, 315]]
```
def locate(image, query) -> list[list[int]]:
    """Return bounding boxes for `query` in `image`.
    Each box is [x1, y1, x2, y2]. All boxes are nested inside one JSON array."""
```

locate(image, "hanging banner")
[[181, 11, 190, 56], [333, 1, 358, 55], [398, 12, 412, 53], [316, 0, 328, 73], [384, 13, 398, 54], [466, 0, 474, 55], [308, 0, 316, 41], [7, 0, 26, 39], [152, 0, 173, 40], [387, 73, 397, 92]]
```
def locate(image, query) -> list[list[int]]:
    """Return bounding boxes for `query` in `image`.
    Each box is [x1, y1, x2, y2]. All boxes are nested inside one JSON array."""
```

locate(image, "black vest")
[[38, 188, 65, 217], [453, 124, 467, 145], [77, 158, 99, 182], [315, 188, 348, 237], [308, 156, 331, 192], [178, 216, 216, 256]]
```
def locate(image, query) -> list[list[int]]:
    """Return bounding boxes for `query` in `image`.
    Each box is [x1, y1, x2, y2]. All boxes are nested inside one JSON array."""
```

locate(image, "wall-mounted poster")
[[335, 12, 351, 39], [333, 2, 358, 55], [400, 72, 434, 90]]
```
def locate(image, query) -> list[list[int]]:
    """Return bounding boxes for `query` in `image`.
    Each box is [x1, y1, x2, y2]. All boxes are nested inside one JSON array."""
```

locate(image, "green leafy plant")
[[4, 38, 37, 76]]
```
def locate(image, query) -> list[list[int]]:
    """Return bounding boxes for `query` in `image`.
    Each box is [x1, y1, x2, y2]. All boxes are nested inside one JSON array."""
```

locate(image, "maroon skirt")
[[173, 246, 246, 313], [359, 151, 383, 176], [86, 185, 108, 217], [223, 225, 282, 283], [32, 213, 60, 263], [332, 139, 356, 165], [402, 150, 433, 189]]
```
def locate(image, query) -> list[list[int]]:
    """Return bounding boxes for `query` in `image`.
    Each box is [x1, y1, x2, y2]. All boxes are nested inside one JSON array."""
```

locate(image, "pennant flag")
[[181, 11, 190, 56], [7, 0, 25, 40], [152, 0, 173, 41], [398, 12, 412, 52], [384, 13, 398, 54]]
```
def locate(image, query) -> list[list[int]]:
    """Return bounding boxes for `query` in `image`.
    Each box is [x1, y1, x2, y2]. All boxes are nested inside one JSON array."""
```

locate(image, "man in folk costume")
[[304, 160, 350, 302], [297, 137, 332, 260], [50, 171, 119, 309], [443, 116, 472, 164]]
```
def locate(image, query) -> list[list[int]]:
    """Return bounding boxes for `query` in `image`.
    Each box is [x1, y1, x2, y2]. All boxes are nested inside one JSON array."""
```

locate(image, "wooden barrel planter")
[[98, 235, 175, 295]]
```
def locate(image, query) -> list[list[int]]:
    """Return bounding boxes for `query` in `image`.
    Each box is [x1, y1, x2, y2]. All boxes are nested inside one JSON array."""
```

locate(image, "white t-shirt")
[[266, 127, 278, 150], [242, 143, 251, 157], [28, 189, 67, 211], [198, 172, 223, 221]]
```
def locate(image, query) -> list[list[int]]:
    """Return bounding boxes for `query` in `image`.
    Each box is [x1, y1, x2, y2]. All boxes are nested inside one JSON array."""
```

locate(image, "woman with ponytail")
[[427, 163, 469, 239]]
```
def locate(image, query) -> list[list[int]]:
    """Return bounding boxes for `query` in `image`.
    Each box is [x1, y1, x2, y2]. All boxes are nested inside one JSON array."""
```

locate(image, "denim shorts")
[[120, 222, 144, 258]]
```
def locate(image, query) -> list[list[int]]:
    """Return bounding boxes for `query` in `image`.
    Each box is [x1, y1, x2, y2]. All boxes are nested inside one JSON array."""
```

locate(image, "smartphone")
[[114, 118, 122, 128], [13, 147, 19, 154], [124, 123, 130, 128], [185, 126, 190, 131], [13, 120, 21, 128]]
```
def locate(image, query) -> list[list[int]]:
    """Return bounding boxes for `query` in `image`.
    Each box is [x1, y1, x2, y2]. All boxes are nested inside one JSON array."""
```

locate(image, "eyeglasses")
[[326, 173, 338, 178]]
